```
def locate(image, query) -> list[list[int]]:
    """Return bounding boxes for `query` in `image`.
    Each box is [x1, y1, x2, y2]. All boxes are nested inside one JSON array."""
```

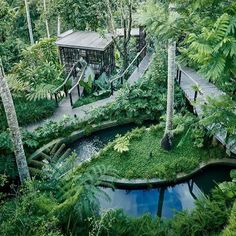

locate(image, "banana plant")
[[79, 67, 95, 95]]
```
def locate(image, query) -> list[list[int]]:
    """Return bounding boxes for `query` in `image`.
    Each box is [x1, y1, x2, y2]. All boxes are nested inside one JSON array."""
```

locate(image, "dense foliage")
[[1, 165, 235, 236], [0, 97, 56, 131], [201, 95, 236, 155], [9, 38, 64, 101], [0, 48, 169, 179], [0, 150, 117, 236]]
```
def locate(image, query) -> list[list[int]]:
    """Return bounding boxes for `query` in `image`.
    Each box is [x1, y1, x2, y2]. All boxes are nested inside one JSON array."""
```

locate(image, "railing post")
[[69, 93, 73, 107], [77, 84, 80, 97], [64, 84, 67, 97], [121, 75, 124, 84], [194, 91, 198, 102], [54, 93, 58, 106], [110, 82, 114, 95], [176, 68, 179, 80], [178, 70, 182, 84]]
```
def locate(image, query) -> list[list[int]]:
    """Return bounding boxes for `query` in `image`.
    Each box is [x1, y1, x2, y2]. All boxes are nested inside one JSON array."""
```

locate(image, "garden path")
[[178, 65, 236, 155], [26, 53, 153, 131]]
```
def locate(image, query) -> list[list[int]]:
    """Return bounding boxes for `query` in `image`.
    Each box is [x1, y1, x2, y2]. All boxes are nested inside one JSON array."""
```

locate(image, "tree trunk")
[[161, 40, 176, 151], [121, 2, 132, 72], [57, 15, 61, 36], [105, 0, 132, 72], [0, 58, 5, 76], [0, 68, 31, 183], [43, 0, 50, 38], [161, 3, 176, 151], [24, 0, 34, 45]]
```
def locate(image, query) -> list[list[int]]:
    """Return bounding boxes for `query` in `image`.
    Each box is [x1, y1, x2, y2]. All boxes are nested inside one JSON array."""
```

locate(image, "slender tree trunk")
[[161, 40, 176, 150], [43, 0, 50, 38], [121, 2, 132, 71], [105, 0, 116, 34], [161, 4, 176, 151], [24, 0, 34, 45], [0, 58, 5, 77], [105, 0, 132, 72], [0, 68, 31, 183], [57, 15, 61, 36]]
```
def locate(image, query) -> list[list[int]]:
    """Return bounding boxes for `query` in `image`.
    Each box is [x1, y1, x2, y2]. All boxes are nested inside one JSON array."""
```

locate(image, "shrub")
[[0, 97, 56, 131]]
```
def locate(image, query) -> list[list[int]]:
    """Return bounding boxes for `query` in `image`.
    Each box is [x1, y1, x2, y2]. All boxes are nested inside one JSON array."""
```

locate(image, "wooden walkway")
[[26, 53, 153, 131], [177, 65, 236, 155]]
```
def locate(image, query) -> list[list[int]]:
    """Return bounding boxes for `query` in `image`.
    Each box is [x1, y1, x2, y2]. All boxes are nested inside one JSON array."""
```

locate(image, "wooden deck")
[[177, 65, 236, 155]]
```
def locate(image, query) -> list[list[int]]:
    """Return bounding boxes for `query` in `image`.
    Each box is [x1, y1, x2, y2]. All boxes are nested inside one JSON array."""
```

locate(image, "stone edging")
[[100, 158, 236, 189]]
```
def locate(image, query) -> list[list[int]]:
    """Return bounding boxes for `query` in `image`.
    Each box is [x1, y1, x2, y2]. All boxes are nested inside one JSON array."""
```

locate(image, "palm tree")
[[24, 0, 34, 45], [0, 65, 30, 183], [161, 4, 176, 151]]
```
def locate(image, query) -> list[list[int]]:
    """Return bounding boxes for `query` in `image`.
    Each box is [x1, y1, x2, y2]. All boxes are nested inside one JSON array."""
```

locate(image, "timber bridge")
[[176, 65, 236, 155]]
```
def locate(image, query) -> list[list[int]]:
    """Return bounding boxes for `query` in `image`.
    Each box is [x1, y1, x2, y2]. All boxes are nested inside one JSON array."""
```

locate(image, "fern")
[[113, 135, 130, 153], [26, 83, 57, 101]]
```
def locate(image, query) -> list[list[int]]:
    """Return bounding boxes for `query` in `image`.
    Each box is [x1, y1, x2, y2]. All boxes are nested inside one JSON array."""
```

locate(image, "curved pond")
[[99, 165, 234, 218], [69, 123, 235, 219]]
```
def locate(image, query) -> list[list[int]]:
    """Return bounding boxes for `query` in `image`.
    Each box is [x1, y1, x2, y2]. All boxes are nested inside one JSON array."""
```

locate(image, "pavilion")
[[56, 31, 115, 76]]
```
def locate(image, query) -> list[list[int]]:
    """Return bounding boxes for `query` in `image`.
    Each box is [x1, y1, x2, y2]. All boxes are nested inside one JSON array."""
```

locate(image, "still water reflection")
[[99, 165, 234, 218]]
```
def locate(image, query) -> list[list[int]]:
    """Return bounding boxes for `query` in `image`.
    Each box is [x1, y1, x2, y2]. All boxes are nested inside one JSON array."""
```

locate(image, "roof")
[[116, 28, 140, 37], [58, 30, 74, 39], [55, 31, 114, 51]]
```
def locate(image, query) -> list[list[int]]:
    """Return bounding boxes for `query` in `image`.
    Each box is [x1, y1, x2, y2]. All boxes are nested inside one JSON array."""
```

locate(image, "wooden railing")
[[110, 45, 147, 95], [176, 64, 203, 102], [68, 62, 87, 107], [53, 60, 83, 105]]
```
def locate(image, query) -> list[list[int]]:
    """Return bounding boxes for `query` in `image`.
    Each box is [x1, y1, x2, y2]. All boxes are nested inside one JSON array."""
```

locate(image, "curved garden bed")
[[77, 123, 235, 185], [100, 158, 236, 188]]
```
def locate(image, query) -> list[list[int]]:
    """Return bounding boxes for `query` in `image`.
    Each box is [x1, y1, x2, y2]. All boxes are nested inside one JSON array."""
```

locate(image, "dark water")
[[69, 123, 143, 163], [69, 123, 235, 219], [99, 165, 234, 218]]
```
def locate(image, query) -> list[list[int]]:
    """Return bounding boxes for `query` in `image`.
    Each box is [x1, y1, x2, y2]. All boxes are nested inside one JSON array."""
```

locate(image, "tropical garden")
[[0, 0, 236, 235]]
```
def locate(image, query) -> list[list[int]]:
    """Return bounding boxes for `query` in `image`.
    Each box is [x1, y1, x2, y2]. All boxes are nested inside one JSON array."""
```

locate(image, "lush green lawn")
[[80, 125, 226, 180]]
